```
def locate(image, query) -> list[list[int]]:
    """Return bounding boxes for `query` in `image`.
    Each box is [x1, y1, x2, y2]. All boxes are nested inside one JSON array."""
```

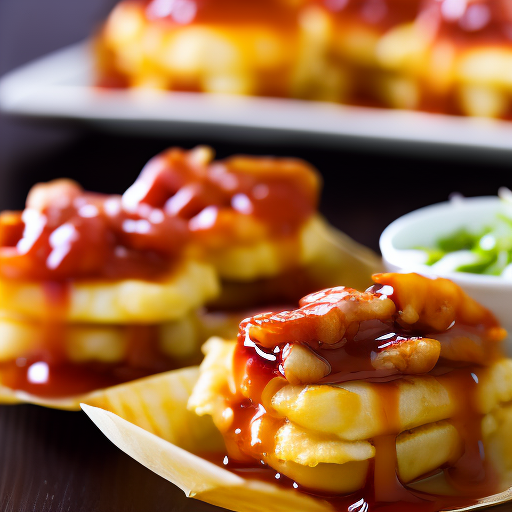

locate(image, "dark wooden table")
[[1, 1, 512, 511]]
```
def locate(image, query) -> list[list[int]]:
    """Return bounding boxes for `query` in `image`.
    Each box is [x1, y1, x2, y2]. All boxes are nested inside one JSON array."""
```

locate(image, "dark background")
[[1, 1, 512, 511]]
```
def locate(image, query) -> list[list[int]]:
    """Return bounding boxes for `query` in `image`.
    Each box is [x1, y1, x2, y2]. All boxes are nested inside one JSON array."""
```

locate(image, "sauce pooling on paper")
[[0, 321, 200, 398]]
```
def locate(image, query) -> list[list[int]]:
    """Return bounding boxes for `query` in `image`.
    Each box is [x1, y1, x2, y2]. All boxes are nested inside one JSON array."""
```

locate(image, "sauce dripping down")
[[0, 322, 201, 399], [213, 273, 507, 511], [219, 354, 499, 511]]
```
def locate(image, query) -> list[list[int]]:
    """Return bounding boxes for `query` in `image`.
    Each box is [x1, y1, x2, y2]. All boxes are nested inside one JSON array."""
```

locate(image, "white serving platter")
[[2, 41, 512, 154]]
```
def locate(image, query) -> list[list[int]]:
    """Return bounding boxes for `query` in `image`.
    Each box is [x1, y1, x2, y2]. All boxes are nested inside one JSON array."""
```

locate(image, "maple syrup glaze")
[[213, 273, 507, 511], [0, 147, 318, 397]]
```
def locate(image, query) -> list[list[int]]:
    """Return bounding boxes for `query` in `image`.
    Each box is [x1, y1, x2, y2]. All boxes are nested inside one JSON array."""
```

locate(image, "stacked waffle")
[[189, 272, 512, 503], [95, 0, 305, 95], [0, 171, 218, 402], [417, 0, 512, 118], [0, 146, 379, 405]]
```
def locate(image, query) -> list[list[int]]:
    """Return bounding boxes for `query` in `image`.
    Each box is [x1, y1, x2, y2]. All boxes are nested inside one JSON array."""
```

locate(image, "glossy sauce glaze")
[[0, 191, 188, 281], [123, 147, 319, 242], [0, 147, 318, 281], [236, 280, 503, 387], [215, 273, 507, 511]]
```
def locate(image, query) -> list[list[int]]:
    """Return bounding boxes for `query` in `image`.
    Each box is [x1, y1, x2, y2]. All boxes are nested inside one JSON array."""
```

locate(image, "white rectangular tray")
[[2, 41, 512, 154]]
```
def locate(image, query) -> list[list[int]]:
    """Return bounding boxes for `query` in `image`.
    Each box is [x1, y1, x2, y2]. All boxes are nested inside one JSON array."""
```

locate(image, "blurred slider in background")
[[95, 0, 512, 119]]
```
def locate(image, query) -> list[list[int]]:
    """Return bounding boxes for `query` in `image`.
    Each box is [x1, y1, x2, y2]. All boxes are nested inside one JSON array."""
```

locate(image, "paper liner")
[[0, 365, 207, 420], [79, 368, 512, 512], [81, 402, 332, 512]]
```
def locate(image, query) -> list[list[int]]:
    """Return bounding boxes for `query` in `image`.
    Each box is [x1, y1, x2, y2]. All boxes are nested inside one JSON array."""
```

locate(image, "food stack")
[[95, 0, 512, 119], [0, 145, 379, 405]]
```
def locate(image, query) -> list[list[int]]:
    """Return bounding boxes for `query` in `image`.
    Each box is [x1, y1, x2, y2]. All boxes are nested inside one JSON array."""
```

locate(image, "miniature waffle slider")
[[0, 145, 380, 407], [122, 145, 381, 310], [95, 0, 311, 97], [189, 272, 512, 506], [417, 0, 512, 118], [0, 169, 218, 406]]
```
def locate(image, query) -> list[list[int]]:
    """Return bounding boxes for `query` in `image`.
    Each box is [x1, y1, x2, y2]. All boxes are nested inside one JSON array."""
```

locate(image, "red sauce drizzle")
[[0, 147, 319, 398], [321, 0, 422, 30], [124, 147, 319, 238], [215, 273, 507, 511], [0, 188, 188, 281], [0, 147, 317, 282]]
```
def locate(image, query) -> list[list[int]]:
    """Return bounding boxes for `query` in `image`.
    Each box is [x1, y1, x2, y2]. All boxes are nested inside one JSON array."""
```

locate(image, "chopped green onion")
[[417, 191, 512, 276]]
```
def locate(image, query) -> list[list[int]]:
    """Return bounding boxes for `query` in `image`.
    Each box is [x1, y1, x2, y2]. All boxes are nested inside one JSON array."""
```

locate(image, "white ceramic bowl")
[[379, 195, 512, 354]]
